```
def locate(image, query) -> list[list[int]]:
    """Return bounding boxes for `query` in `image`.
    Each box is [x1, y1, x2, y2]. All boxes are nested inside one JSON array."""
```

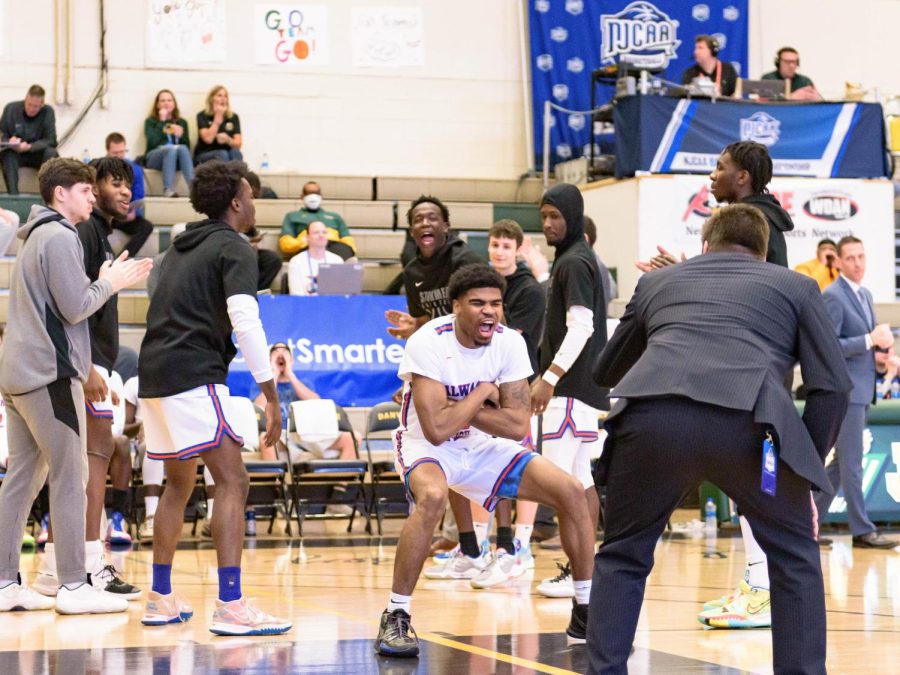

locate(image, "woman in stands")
[[194, 85, 243, 166], [144, 89, 194, 198]]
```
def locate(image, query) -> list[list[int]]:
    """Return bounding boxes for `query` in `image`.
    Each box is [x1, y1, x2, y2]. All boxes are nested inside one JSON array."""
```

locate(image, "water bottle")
[[244, 509, 257, 537], [704, 498, 717, 535], [891, 379, 899, 399], [82, 148, 91, 164], [260, 153, 269, 170]]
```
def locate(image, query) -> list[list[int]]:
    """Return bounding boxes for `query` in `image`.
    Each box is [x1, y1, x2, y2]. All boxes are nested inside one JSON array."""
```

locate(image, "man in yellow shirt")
[[795, 238, 839, 291]]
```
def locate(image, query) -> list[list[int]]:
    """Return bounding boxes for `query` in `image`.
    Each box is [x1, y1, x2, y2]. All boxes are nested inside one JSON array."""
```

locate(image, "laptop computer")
[[742, 79, 787, 100], [316, 263, 364, 296]]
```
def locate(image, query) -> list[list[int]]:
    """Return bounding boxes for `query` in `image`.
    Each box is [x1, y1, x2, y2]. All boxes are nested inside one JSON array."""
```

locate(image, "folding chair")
[[363, 401, 408, 535], [230, 396, 291, 536], [285, 400, 369, 537]]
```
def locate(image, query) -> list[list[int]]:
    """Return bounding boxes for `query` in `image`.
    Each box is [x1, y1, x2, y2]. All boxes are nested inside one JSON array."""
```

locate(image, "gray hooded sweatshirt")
[[0, 205, 112, 395]]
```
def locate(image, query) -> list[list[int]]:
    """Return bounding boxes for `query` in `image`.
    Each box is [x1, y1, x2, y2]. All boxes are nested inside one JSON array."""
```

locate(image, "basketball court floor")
[[1, 512, 898, 674]]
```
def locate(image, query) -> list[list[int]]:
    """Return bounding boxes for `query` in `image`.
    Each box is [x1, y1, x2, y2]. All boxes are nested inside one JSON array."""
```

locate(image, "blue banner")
[[227, 295, 408, 407], [529, 0, 748, 168], [613, 96, 889, 178]]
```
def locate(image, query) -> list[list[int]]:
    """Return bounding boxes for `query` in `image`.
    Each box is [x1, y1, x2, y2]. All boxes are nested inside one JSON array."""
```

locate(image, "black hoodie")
[[539, 184, 609, 409], [740, 193, 794, 268], [401, 234, 484, 319], [503, 261, 545, 377], [139, 219, 258, 398]]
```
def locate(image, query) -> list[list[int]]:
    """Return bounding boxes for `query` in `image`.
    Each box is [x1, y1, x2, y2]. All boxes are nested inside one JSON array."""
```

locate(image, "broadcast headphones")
[[774, 47, 799, 67], [696, 34, 719, 57]]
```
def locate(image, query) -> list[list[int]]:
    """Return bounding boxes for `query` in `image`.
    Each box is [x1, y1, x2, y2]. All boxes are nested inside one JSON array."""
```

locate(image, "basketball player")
[[138, 160, 290, 635], [374, 265, 594, 657]]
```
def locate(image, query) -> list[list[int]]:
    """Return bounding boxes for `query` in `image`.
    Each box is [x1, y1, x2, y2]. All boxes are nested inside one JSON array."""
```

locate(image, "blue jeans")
[[145, 144, 194, 192], [195, 148, 244, 165]]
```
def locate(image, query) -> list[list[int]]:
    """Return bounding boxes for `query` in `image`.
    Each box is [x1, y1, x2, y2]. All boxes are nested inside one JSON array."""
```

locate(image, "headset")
[[696, 35, 719, 57], [775, 47, 799, 67]]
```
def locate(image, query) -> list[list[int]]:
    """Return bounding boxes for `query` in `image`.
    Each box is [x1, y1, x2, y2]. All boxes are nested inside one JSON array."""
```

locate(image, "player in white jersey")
[[374, 265, 595, 658]]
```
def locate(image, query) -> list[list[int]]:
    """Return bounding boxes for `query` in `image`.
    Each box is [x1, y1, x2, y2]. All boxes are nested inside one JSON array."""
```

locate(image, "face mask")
[[303, 194, 322, 210]]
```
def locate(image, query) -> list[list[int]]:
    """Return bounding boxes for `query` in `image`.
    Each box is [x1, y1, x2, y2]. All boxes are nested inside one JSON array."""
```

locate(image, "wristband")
[[542, 370, 560, 387]]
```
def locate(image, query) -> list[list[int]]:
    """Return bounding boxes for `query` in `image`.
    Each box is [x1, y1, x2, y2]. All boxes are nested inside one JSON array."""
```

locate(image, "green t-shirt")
[[761, 71, 814, 93]]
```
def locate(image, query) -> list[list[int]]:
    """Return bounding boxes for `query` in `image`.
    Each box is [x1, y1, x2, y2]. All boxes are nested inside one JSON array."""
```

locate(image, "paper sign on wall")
[[146, 0, 227, 64], [351, 7, 424, 68], [255, 4, 329, 65]]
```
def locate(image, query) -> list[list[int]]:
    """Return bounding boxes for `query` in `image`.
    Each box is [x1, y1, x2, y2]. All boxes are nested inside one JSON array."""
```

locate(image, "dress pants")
[[813, 402, 875, 536], [588, 397, 826, 675]]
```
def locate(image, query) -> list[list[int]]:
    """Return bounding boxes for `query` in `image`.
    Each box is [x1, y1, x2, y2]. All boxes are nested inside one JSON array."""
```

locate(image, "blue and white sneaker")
[[431, 539, 490, 563], [106, 512, 133, 546], [36, 514, 50, 548], [424, 546, 491, 580], [514, 538, 535, 572]]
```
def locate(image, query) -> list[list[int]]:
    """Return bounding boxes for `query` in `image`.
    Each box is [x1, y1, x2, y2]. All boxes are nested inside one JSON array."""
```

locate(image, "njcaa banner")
[[530, 0, 748, 167], [635, 174, 895, 301], [614, 95, 890, 178], [228, 295, 407, 407]]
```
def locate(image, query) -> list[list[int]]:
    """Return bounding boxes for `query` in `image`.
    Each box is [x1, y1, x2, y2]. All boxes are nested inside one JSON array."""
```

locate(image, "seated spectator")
[[246, 172, 282, 291], [762, 47, 821, 101], [0, 207, 19, 255], [194, 85, 243, 165], [247, 171, 279, 199], [144, 89, 194, 197], [288, 220, 344, 295], [251, 343, 356, 461], [681, 35, 738, 97], [106, 132, 154, 258], [0, 84, 59, 195], [794, 238, 839, 291], [280, 181, 356, 260], [876, 348, 900, 399]]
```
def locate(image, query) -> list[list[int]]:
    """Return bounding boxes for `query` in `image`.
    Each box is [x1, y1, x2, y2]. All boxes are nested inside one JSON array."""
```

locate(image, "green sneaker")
[[374, 609, 419, 657], [21, 533, 35, 549]]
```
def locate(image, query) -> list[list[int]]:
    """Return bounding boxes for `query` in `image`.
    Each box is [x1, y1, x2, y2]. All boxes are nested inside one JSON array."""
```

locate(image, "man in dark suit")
[[814, 236, 899, 549], [588, 204, 851, 675]]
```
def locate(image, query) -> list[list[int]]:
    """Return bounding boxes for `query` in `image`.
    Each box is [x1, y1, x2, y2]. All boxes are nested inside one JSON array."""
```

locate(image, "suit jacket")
[[822, 276, 876, 405], [593, 252, 851, 493]]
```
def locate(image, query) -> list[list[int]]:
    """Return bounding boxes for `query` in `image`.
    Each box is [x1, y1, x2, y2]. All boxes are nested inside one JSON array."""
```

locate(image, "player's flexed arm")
[[411, 373, 498, 446], [471, 379, 530, 441]]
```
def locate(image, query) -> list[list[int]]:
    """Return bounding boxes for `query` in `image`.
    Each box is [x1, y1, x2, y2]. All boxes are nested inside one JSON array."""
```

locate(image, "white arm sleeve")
[[549, 305, 594, 373], [226, 294, 274, 384]]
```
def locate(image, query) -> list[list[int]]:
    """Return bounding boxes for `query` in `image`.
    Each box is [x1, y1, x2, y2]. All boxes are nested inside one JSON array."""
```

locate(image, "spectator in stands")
[[795, 238, 839, 291], [247, 171, 278, 199], [762, 47, 821, 101], [106, 132, 155, 258], [287, 220, 344, 295], [875, 347, 900, 399], [244, 173, 283, 292], [194, 85, 243, 165], [0, 84, 59, 195], [280, 181, 356, 260], [681, 35, 738, 97], [583, 216, 618, 315], [0, 207, 19, 256], [252, 342, 356, 461], [144, 89, 194, 198]]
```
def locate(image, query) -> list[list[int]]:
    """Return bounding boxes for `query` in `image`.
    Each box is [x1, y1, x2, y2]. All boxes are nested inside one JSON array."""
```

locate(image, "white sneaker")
[[423, 548, 490, 580], [32, 570, 59, 597], [515, 541, 535, 572], [0, 579, 55, 611], [55, 580, 129, 614], [536, 562, 574, 598], [470, 550, 518, 589], [138, 516, 154, 541]]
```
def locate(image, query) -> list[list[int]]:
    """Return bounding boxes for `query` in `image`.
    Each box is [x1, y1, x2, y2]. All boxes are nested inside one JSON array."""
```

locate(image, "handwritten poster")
[[351, 7, 424, 68], [146, 0, 227, 64], [254, 4, 330, 66]]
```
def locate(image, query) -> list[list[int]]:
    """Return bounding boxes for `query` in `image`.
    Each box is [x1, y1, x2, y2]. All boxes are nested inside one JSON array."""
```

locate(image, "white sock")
[[207, 498, 215, 520], [573, 579, 592, 605], [473, 521, 489, 548], [387, 592, 412, 615], [85, 539, 104, 574], [514, 524, 533, 547], [740, 516, 769, 590], [145, 496, 159, 518], [39, 543, 56, 575]]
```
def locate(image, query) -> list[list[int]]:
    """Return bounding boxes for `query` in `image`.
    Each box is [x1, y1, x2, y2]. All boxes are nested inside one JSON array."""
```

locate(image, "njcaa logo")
[[740, 111, 780, 146], [803, 193, 859, 221], [600, 1, 681, 69]]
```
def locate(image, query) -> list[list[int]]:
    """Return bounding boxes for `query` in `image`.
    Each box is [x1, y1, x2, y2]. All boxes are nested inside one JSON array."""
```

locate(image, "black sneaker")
[[374, 609, 419, 657], [566, 599, 588, 644], [91, 565, 142, 600]]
